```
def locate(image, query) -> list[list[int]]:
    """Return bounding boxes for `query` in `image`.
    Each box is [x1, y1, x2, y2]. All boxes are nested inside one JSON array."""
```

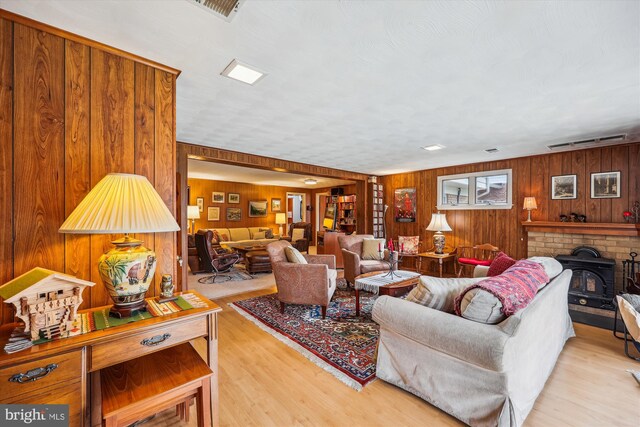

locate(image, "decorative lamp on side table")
[[523, 197, 537, 222], [426, 212, 452, 254], [276, 212, 287, 237], [59, 173, 180, 318], [187, 205, 200, 234]]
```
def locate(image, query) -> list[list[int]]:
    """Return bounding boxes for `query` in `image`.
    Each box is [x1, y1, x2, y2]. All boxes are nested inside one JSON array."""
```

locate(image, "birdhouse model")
[[0, 268, 95, 341]]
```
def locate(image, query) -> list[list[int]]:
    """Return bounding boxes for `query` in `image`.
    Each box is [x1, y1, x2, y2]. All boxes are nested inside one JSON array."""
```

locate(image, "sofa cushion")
[[487, 252, 516, 276], [406, 276, 483, 313], [285, 246, 308, 264], [458, 257, 492, 266], [253, 231, 266, 239], [459, 289, 506, 324], [360, 260, 388, 273], [291, 228, 305, 242], [362, 238, 385, 260], [229, 228, 251, 241], [328, 268, 337, 290], [248, 227, 263, 238]]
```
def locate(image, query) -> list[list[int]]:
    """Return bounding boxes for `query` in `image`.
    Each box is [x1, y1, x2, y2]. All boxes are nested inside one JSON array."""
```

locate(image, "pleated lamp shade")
[[426, 213, 452, 232], [59, 173, 180, 234]]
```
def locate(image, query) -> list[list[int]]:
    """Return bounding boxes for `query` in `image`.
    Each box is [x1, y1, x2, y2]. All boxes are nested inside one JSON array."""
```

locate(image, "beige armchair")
[[266, 241, 337, 319], [338, 234, 390, 286]]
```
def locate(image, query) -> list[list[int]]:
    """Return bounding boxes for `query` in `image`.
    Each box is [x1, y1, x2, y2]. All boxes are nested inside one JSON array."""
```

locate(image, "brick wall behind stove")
[[527, 231, 639, 293]]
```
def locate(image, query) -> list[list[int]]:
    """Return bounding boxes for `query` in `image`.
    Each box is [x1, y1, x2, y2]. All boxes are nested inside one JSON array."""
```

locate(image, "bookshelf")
[[369, 183, 385, 238], [327, 194, 356, 232]]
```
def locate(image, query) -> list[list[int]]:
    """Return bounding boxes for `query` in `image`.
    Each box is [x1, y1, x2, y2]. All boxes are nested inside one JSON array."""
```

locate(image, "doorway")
[[286, 192, 306, 237]]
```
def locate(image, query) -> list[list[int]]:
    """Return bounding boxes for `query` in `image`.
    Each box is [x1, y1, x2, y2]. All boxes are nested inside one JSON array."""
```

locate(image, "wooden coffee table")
[[354, 270, 420, 316]]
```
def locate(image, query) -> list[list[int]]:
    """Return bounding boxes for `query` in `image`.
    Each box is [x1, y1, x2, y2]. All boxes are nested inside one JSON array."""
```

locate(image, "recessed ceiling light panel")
[[422, 144, 445, 151], [221, 59, 266, 85], [304, 179, 318, 185]]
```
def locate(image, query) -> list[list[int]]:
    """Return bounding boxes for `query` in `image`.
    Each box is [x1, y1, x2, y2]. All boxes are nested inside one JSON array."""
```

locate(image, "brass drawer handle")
[[9, 364, 58, 383], [140, 333, 171, 347]]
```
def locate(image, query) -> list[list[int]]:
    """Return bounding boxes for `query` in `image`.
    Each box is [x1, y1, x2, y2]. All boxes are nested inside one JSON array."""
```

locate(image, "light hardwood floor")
[[154, 287, 640, 427]]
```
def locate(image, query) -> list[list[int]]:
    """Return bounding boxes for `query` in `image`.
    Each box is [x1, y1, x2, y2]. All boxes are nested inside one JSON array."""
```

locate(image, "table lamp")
[[275, 213, 287, 237], [523, 197, 537, 222], [187, 205, 200, 234], [59, 173, 180, 318], [426, 212, 452, 254]]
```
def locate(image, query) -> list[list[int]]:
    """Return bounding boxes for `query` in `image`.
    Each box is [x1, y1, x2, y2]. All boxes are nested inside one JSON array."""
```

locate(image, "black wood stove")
[[555, 246, 615, 310]]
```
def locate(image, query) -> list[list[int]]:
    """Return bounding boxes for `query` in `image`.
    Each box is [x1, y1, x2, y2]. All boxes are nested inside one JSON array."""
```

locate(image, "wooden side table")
[[417, 252, 456, 278], [354, 271, 420, 316]]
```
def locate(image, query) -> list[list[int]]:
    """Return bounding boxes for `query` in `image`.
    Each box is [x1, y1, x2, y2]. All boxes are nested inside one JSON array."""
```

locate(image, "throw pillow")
[[253, 231, 266, 239], [528, 257, 563, 280], [398, 236, 419, 255], [406, 276, 483, 313], [361, 238, 385, 260], [487, 252, 516, 276], [291, 228, 305, 242], [260, 228, 274, 239], [459, 289, 506, 324], [285, 246, 307, 264]]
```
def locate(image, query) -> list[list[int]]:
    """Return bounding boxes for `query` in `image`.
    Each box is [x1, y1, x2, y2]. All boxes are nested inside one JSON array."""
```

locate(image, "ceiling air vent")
[[186, 0, 243, 22], [484, 148, 499, 153], [547, 134, 627, 151]]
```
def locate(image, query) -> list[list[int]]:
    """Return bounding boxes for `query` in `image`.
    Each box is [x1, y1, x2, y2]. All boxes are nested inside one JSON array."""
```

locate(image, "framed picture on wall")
[[249, 200, 268, 217], [591, 171, 621, 198], [228, 193, 240, 204], [551, 175, 577, 200], [207, 206, 220, 221], [394, 188, 416, 222], [226, 207, 242, 221], [271, 198, 282, 212], [212, 192, 225, 203], [196, 197, 204, 212]]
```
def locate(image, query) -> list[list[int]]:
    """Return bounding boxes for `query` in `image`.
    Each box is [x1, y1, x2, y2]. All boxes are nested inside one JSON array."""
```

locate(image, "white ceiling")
[[3, 0, 639, 175], [188, 159, 353, 188]]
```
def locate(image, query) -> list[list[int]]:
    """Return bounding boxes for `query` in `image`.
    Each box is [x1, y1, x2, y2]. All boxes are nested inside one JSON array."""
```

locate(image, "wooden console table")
[[317, 231, 345, 268], [0, 291, 221, 427]]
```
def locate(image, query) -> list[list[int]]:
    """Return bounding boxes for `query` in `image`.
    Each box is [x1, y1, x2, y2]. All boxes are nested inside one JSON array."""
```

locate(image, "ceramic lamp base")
[[433, 232, 446, 255]]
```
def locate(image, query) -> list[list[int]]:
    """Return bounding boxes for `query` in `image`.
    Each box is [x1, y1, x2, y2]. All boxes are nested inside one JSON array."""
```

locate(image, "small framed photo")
[[591, 171, 621, 199], [249, 200, 268, 217], [271, 198, 282, 212], [551, 175, 577, 200], [228, 193, 240, 204], [212, 192, 225, 203], [207, 206, 220, 221], [196, 197, 204, 212], [226, 207, 242, 221]]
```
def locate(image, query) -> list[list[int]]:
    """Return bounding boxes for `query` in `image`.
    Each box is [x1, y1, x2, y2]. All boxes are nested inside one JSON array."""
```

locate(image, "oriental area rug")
[[230, 279, 379, 390]]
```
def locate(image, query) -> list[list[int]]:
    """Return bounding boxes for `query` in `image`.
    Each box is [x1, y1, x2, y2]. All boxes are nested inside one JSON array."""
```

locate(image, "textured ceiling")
[[3, 0, 639, 175], [188, 159, 354, 188]]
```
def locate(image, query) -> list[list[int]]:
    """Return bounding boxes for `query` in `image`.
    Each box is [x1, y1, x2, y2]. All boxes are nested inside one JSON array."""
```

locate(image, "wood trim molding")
[[522, 221, 640, 236], [178, 142, 370, 182], [0, 9, 181, 76]]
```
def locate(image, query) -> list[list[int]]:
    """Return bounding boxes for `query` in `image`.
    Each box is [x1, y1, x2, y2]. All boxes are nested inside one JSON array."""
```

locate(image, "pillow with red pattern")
[[487, 252, 516, 276]]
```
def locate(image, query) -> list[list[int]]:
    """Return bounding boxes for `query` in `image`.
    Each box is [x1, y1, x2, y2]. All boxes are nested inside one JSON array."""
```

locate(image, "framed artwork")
[[551, 175, 577, 200], [394, 188, 416, 223], [207, 206, 220, 221], [271, 198, 282, 212], [249, 200, 268, 217], [226, 207, 242, 221], [228, 193, 240, 204], [196, 197, 204, 212], [591, 171, 621, 199], [212, 192, 225, 203]]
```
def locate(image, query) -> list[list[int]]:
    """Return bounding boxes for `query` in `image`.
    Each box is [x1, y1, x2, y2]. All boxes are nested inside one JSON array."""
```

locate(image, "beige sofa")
[[372, 259, 574, 427], [209, 227, 280, 249]]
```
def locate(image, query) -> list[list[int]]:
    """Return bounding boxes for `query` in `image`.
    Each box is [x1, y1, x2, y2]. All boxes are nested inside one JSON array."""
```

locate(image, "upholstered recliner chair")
[[339, 234, 390, 286], [266, 240, 337, 319], [282, 222, 312, 253], [195, 230, 240, 274]]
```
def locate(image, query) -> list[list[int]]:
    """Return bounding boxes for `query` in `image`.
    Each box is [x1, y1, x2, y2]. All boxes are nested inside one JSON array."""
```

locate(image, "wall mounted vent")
[[484, 148, 499, 153], [186, 0, 243, 22], [547, 134, 627, 151]]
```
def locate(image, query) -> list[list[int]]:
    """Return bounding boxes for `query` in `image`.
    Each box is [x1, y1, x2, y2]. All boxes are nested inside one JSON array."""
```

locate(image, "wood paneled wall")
[[0, 12, 179, 324], [379, 142, 640, 261], [188, 178, 312, 232]]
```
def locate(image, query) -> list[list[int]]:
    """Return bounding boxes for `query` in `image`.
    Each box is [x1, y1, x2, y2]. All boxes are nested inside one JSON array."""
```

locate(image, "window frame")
[[436, 168, 513, 210]]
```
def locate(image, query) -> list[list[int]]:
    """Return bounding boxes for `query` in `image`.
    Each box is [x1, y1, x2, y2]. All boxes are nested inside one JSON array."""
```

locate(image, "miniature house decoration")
[[0, 268, 94, 341]]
